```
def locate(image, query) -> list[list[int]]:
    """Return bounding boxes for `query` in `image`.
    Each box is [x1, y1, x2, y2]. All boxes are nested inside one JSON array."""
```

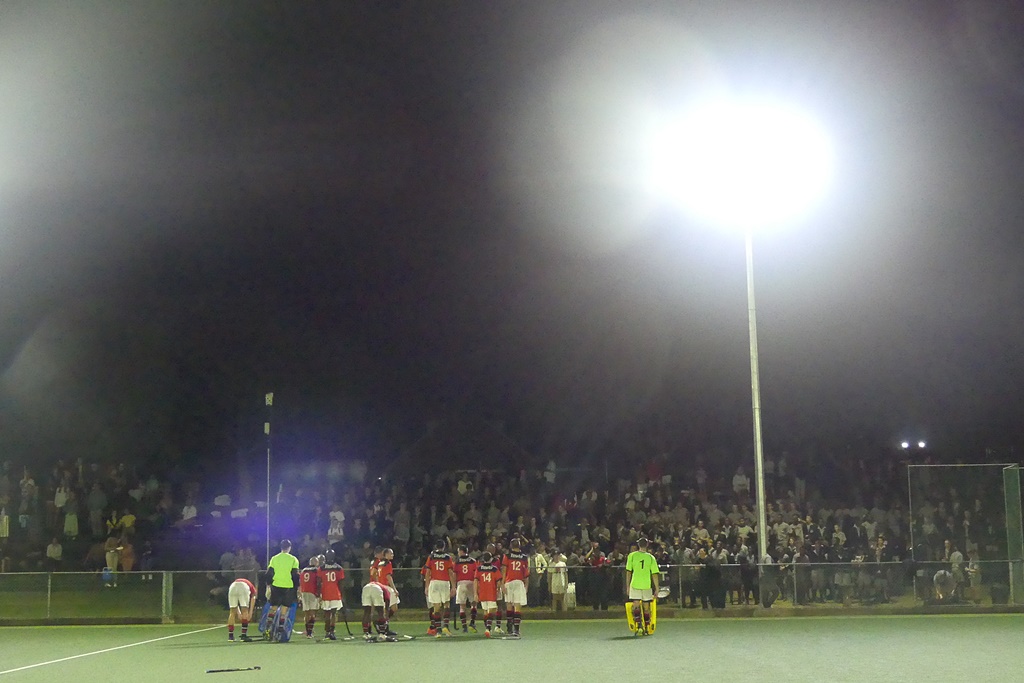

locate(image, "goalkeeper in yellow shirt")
[[625, 538, 659, 635]]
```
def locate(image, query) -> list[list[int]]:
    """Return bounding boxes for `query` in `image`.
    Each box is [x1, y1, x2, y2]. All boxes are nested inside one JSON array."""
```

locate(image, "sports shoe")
[[305, 633, 313, 639], [238, 635, 253, 643], [228, 635, 235, 642], [484, 629, 491, 638], [435, 631, 443, 639], [506, 632, 521, 640], [468, 625, 477, 633], [462, 625, 468, 633], [441, 627, 452, 637], [426, 628, 437, 636], [383, 635, 398, 642], [492, 626, 504, 635], [364, 633, 375, 642], [326, 633, 336, 641]]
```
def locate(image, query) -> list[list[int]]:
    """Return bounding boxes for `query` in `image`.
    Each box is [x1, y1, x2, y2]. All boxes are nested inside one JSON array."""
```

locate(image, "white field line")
[[0, 625, 222, 676]]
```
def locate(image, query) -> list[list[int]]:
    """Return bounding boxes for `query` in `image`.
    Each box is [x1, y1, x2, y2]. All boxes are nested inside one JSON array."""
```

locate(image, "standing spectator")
[[87, 484, 107, 538], [179, 498, 198, 528], [103, 535, 122, 587], [529, 544, 548, 607], [549, 552, 568, 611], [732, 467, 751, 503], [63, 490, 79, 539]]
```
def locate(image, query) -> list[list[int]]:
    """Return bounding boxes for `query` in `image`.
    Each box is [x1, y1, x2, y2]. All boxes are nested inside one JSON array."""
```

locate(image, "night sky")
[[2, 1, 1023, 469]]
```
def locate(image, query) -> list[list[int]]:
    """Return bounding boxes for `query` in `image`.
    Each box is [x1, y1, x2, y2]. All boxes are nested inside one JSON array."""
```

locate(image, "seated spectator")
[[45, 537, 62, 572], [120, 537, 136, 573]]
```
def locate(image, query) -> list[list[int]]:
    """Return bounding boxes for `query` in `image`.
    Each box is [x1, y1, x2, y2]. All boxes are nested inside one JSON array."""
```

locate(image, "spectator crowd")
[[0, 445, 1012, 608]]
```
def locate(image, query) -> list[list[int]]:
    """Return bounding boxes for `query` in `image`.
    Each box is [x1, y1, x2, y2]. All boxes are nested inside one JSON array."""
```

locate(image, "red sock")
[[227, 624, 234, 636]]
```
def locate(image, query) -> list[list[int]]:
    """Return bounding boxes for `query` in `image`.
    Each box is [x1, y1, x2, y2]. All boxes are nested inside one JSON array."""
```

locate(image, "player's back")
[[318, 563, 344, 600], [475, 562, 501, 602], [455, 556, 477, 582], [424, 551, 453, 581], [299, 565, 319, 594], [503, 551, 530, 582]]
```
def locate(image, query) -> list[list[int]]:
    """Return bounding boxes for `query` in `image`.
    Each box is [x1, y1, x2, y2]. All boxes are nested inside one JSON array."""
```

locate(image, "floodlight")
[[918, 441, 926, 449], [646, 97, 833, 231], [901, 442, 910, 449]]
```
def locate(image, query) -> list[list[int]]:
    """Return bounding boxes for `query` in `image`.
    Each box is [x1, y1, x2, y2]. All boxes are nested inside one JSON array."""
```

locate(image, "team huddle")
[[225, 536, 661, 642], [423, 537, 530, 639]]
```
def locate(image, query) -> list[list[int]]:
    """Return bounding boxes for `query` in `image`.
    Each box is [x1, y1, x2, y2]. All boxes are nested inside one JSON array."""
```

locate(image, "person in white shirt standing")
[[548, 552, 568, 611]]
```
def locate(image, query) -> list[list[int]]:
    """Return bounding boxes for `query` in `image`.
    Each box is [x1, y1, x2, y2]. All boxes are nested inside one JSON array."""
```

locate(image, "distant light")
[[918, 441, 926, 449], [900, 441, 910, 449], [645, 97, 833, 231]]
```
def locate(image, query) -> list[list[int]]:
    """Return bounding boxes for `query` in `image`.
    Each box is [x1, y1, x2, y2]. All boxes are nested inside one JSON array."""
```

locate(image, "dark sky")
[[1, 0, 1023, 468]]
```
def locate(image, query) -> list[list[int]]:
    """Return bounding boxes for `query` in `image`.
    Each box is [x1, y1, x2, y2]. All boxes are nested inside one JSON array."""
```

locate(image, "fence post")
[[46, 573, 52, 619], [161, 571, 173, 623]]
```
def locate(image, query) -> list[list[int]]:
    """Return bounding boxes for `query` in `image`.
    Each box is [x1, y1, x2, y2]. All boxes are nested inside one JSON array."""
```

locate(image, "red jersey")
[[502, 551, 530, 583], [231, 578, 256, 597], [376, 559, 394, 587], [474, 563, 502, 602], [423, 551, 454, 581], [369, 558, 381, 581], [454, 556, 477, 582], [299, 565, 320, 595], [317, 563, 345, 601]]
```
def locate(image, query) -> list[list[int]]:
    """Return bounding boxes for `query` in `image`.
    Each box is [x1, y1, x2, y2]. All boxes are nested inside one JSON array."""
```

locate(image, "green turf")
[[2, 616, 1024, 682]]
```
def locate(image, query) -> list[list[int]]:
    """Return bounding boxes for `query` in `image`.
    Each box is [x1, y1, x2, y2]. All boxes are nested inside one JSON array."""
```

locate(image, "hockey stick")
[[206, 666, 261, 673], [339, 603, 355, 637]]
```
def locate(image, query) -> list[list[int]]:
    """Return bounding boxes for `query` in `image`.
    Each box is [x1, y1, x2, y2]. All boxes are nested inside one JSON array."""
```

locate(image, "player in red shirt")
[[298, 556, 321, 639], [226, 577, 257, 642], [453, 545, 478, 632], [422, 539, 456, 637], [376, 548, 400, 621], [501, 537, 530, 638], [369, 546, 383, 581], [317, 549, 346, 640], [488, 542, 507, 633], [361, 579, 396, 642], [473, 552, 503, 638]]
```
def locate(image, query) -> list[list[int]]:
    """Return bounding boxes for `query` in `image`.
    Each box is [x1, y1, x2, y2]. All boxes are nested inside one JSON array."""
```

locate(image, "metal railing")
[[0, 560, 1017, 623]]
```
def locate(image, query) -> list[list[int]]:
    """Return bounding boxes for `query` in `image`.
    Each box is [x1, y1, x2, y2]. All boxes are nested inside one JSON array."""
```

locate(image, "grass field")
[[2, 615, 1023, 682]]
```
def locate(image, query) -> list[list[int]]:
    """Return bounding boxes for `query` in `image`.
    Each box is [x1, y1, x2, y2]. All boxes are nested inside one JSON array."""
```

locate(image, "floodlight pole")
[[744, 231, 770, 569]]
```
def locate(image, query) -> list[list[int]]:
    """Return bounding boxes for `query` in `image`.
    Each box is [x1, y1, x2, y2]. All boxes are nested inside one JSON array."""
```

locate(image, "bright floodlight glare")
[[646, 98, 833, 231], [918, 441, 926, 448], [900, 441, 910, 449]]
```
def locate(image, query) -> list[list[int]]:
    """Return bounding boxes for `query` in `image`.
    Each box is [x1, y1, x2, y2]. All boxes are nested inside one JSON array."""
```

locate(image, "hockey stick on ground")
[[206, 666, 261, 673]]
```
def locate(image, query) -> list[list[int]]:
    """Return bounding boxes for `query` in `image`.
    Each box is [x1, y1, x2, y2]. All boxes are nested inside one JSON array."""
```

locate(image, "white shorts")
[[480, 600, 497, 612], [455, 580, 476, 604], [227, 581, 251, 610], [388, 588, 400, 607], [321, 599, 343, 611], [362, 583, 386, 608], [427, 579, 450, 605], [300, 592, 321, 612], [504, 579, 527, 606], [628, 587, 654, 601]]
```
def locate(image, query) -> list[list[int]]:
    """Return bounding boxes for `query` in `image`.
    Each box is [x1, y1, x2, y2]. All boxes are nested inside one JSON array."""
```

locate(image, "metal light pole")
[[744, 232, 769, 566], [264, 391, 274, 568]]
